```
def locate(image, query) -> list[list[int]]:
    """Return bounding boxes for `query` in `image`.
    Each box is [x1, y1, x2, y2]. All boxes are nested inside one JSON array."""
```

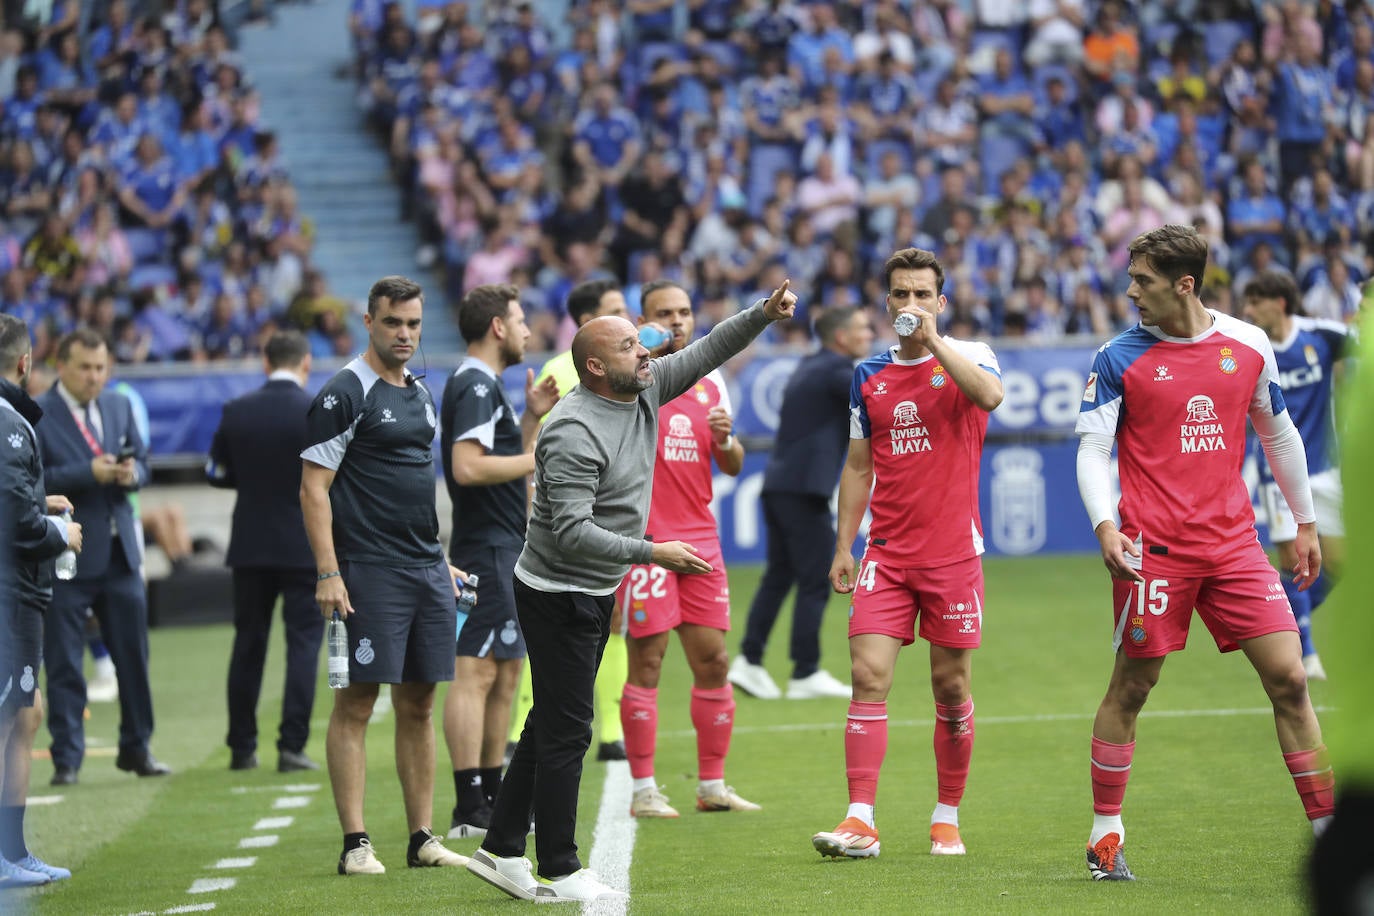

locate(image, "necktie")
[[76, 403, 103, 456]]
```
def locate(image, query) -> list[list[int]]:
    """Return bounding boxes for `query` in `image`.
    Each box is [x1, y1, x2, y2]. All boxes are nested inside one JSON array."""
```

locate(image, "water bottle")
[[454, 573, 478, 638], [327, 612, 350, 689], [55, 511, 77, 581]]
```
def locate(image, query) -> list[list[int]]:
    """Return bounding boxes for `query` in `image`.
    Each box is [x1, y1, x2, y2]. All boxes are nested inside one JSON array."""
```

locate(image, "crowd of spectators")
[[0, 0, 354, 368], [358, 0, 1372, 351]]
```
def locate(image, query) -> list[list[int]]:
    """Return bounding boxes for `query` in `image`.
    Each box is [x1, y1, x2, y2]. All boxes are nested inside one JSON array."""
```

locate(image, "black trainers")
[[596, 740, 627, 761], [448, 802, 493, 840], [1087, 833, 1136, 881]]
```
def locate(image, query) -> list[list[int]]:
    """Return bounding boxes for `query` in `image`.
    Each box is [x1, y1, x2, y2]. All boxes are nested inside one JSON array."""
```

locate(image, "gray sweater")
[[515, 303, 771, 594]]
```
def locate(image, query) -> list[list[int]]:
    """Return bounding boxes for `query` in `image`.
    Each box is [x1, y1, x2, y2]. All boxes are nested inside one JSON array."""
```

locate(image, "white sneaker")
[[728, 656, 781, 699], [88, 657, 118, 703], [785, 669, 851, 699], [338, 838, 385, 875], [1304, 653, 1327, 681], [407, 828, 468, 868], [630, 785, 679, 818], [534, 868, 626, 903], [695, 784, 761, 812], [466, 848, 537, 901]]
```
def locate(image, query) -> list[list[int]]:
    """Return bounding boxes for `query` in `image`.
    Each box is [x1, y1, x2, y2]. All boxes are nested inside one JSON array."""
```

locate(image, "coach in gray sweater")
[[468, 282, 798, 903]]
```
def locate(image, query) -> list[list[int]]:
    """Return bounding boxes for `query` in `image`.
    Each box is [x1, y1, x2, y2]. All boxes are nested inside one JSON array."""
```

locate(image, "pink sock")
[[1090, 737, 1134, 816], [934, 698, 975, 807], [620, 684, 658, 780], [690, 685, 735, 781], [845, 701, 888, 805], [1284, 746, 1336, 821]]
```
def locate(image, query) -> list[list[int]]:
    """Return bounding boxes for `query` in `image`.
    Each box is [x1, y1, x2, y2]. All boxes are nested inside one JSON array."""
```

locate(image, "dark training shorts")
[[1, 603, 43, 714], [453, 545, 526, 660], [339, 559, 455, 683]]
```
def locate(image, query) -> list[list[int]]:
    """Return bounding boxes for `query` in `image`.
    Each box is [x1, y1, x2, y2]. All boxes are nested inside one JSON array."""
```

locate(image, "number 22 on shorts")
[[628, 566, 668, 600]]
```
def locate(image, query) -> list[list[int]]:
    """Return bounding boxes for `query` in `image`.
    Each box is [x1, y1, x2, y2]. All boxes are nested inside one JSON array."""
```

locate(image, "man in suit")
[[35, 328, 167, 785], [208, 330, 324, 774], [729, 306, 874, 700]]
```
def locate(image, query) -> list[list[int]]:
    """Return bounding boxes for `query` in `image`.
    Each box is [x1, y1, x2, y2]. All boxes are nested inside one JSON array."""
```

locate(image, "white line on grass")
[[659, 704, 1335, 739], [272, 796, 311, 809], [165, 904, 216, 913], [187, 878, 236, 894], [239, 835, 278, 848], [212, 858, 256, 869], [28, 794, 63, 806], [586, 760, 633, 916], [282, 783, 321, 792], [253, 816, 293, 830]]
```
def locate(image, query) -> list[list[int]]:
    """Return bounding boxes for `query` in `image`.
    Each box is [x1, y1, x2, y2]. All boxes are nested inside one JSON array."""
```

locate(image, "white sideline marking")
[[28, 794, 63, 806], [585, 760, 633, 916], [165, 905, 216, 913], [187, 878, 236, 894], [239, 835, 278, 848], [369, 686, 392, 723], [272, 796, 311, 809], [283, 783, 321, 792], [253, 816, 293, 830], [213, 858, 256, 869], [230, 783, 319, 795], [659, 705, 1335, 740]]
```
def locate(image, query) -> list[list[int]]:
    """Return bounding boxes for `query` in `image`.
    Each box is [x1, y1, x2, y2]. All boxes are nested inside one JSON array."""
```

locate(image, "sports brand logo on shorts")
[[930, 364, 947, 389], [1180, 395, 1226, 453], [1218, 346, 1238, 375], [355, 638, 375, 665], [889, 400, 930, 455], [19, 665, 34, 693]]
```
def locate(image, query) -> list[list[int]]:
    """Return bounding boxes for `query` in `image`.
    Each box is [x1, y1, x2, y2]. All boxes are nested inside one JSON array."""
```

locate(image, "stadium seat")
[[128, 263, 178, 291], [979, 133, 1028, 195], [637, 41, 684, 73], [1143, 21, 1181, 58], [125, 228, 167, 266]]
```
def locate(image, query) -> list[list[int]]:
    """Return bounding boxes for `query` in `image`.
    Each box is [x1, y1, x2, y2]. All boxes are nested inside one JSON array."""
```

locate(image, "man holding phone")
[[35, 329, 168, 786]]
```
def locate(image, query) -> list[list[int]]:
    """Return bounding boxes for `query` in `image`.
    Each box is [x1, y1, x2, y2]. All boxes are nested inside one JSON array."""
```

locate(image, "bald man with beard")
[[466, 282, 798, 904]]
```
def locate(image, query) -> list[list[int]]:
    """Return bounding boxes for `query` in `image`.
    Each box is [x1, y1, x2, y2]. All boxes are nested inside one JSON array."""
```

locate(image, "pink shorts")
[[1111, 550, 1297, 657], [848, 554, 984, 648], [620, 539, 731, 639]]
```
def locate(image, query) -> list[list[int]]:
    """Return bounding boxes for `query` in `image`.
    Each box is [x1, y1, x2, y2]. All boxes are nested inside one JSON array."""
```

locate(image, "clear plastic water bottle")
[[55, 511, 77, 581], [327, 612, 350, 689], [458, 573, 479, 613]]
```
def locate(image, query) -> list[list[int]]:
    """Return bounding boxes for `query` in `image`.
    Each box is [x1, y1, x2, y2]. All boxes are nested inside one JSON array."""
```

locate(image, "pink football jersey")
[[1076, 311, 1289, 576], [850, 340, 1000, 568], [645, 368, 732, 541]]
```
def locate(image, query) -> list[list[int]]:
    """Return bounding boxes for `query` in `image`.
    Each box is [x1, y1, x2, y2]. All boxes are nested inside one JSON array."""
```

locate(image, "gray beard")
[[606, 366, 652, 394]]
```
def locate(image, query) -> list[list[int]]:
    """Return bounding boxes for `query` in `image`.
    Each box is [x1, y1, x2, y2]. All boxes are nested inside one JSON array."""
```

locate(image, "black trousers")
[[45, 545, 154, 769], [739, 492, 836, 679], [226, 567, 323, 756], [484, 577, 612, 879]]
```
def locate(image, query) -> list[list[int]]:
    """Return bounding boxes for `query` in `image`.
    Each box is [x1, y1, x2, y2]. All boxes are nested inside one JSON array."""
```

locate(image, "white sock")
[[1090, 814, 1125, 847], [632, 777, 657, 793], [845, 803, 875, 827], [1313, 815, 1333, 838], [698, 778, 725, 796], [931, 802, 959, 827]]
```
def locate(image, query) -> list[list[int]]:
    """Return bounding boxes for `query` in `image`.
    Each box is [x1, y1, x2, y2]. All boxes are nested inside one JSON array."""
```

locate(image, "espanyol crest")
[[355, 638, 375, 665], [19, 666, 34, 693], [989, 447, 1046, 555]]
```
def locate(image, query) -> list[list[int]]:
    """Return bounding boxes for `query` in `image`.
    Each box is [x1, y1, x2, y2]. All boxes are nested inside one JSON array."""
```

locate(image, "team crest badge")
[[1305, 344, 1319, 366], [930, 365, 947, 389], [19, 666, 33, 693], [1218, 346, 1237, 374], [1129, 616, 1147, 646], [355, 638, 375, 665], [500, 621, 518, 645], [694, 383, 709, 404]]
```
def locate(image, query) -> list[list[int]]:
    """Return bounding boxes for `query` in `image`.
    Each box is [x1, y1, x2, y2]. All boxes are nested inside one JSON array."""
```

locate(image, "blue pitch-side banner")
[[122, 344, 1106, 455]]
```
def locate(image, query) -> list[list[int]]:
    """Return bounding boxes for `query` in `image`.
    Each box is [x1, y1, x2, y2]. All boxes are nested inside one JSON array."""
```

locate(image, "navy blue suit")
[[740, 347, 854, 678], [207, 377, 322, 759], [34, 384, 156, 771]]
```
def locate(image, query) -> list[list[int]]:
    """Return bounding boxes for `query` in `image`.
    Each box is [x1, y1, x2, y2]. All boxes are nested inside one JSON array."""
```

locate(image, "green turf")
[[22, 555, 1325, 914]]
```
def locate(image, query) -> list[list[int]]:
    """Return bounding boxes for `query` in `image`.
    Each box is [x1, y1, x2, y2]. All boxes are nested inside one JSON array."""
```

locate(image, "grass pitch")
[[23, 555, 1322, 914]]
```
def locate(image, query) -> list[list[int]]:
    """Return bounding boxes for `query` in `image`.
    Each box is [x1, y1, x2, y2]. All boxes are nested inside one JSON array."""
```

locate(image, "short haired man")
[[208, 329, 324, 773], [0, 314, 81, 885], [618, 280, 759, 819], [1241, 269, 1353, 680], [509, 278, 631, 762], [36, 329, 165, 786], [730, 306, 875, 700], [815, 249, 1003, 861], [467, 282, 798, 903], [440, 284, 558, 839], [300, 276, 466, 875], [1077, 225, 1333, 880]]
